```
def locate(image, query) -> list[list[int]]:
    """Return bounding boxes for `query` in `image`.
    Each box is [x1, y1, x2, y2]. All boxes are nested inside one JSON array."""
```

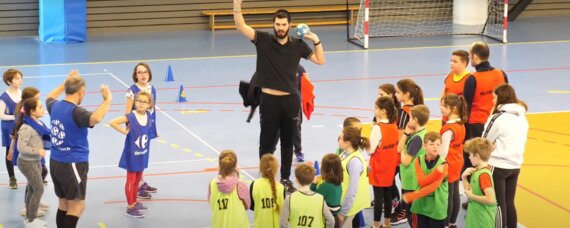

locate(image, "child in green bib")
[[462, 138, 497, 228], [398, 105, 430, 227], [403, 132, 448, 228], [280, 164, 335, 228]]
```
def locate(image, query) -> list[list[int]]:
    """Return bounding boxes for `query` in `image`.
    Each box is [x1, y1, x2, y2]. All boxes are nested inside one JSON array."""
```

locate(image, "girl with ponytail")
[[439, 94, 468, 227], [395, 79, 425, 136], [15, 98, 51, 226], [337, 127, 371, 226], [250, 154, 284, 228], [208, 150, 250, 227]]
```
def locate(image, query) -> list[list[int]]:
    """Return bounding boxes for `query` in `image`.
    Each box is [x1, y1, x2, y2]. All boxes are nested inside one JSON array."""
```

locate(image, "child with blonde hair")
[[208, 150, 250, 227], [250, 154, 284, 228]]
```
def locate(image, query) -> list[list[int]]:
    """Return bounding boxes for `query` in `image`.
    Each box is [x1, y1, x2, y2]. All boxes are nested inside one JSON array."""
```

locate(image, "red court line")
[[85, 66, 570, 94], [530, 128, 570, 137], [104, 198, 208, 204], [90, 166, 261, 181], [517, 184, 570, 215]]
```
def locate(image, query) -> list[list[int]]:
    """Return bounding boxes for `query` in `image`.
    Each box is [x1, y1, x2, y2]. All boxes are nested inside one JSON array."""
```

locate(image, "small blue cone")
[[314, 161, 320, 176], [164, 65, 175, 82], [176, 84, 187, 102], [358, 211, 365, 227]]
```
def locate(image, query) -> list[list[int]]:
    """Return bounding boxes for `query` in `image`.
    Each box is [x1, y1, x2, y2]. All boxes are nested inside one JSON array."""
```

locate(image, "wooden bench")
[[202, 5, 359, 31]]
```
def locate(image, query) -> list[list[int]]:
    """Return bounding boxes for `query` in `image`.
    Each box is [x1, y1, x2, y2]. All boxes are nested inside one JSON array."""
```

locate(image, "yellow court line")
[[194, 153, 204, 158], [548, 90, 570, 94], [2, 39, 570, 69], [425, 97, 439, 101], [183, 148, 192, 152], [158, 139, 167, 144], [170, 144, 180, 148], [97, 222, 107, 228]]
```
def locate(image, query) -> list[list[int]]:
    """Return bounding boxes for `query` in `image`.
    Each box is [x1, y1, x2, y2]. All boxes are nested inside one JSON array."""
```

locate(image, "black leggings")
[[413, 213, 445, 228], [5, 147, 15, 178], [445, 181, 460, 225], [258, 93, 300, 180], [492, 167, 520, 228], [373, 186, 392, 221]]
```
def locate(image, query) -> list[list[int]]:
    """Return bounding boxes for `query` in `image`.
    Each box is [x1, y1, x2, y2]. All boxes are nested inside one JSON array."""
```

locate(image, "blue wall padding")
[[39, 0, 87, 43]]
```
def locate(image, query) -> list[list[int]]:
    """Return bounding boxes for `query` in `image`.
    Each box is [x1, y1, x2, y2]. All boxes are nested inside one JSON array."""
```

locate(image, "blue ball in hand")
[[296, 23, 310, 39]]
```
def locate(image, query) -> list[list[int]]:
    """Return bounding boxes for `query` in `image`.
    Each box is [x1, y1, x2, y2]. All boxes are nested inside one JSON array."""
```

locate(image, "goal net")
[[349, 0, 508, 48]]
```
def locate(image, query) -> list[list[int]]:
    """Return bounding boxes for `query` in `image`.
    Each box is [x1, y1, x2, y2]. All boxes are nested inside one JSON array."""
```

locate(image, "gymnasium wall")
[[1, 0, 569, 37]]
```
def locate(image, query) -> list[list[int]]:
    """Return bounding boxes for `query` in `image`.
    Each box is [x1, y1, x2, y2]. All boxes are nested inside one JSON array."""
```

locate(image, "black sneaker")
[[9, 177, 17, 189], [41, 166, 48, 184], [390, 209, 408, 225], [280, 179, 296, 193]]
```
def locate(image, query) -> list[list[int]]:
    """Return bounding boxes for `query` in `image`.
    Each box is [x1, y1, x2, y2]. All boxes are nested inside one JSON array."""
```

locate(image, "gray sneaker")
[[125, 207, 144, 218], [135, 202, 147, 211]]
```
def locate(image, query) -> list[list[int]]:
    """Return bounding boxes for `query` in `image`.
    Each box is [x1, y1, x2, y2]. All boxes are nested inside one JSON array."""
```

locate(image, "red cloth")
[[479, 172, 493, 191], [440, 122, 466, 183], [300, 74, 315, 120], [126, 171, 143, 206], [369, 123, 399, 187]]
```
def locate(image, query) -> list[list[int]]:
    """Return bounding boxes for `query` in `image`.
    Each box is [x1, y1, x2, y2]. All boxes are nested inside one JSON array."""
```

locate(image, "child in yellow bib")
[[208, 150, 250, 228], [338, 127, 371, 228], [251, 154, 284, 228], [280, 164, 335, 228]]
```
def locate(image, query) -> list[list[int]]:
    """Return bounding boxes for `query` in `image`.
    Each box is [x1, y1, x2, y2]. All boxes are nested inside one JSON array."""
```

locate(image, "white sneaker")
[[25, 218, 47, 228], [20, 208, 46, 217]]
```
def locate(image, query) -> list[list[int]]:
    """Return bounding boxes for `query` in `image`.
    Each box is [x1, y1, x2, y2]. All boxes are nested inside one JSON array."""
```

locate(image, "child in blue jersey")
[[110, 91, 157, 218], [1, 69, 23, 189], [125, 63, 158, 198]]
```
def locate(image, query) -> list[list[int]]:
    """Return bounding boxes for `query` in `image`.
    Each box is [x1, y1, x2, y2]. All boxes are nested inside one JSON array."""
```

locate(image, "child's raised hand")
[[462, 167, 476, 179]]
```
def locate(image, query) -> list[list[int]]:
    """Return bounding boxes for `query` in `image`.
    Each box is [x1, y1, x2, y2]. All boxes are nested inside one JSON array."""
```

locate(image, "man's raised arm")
[[233, 0, 255, 41]]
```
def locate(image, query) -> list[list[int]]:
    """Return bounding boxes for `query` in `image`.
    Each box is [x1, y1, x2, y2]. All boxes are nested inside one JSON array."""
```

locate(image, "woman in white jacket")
[[482, 84, 528, 228]]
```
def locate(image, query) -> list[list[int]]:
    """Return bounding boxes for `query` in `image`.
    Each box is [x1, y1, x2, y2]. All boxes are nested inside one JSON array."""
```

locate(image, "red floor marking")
[[530, 128, 570, 137], [104, 198, 208, 204], [517, 184, 570, 214]]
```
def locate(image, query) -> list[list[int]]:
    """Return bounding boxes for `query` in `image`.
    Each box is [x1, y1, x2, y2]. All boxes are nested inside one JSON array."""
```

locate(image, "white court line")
[[106, 71, 256, 180], [3, 39, 570, 69]]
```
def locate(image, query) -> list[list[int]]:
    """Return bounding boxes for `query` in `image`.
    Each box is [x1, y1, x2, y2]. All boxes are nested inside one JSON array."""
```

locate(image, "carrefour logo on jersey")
[[135, 134, 149, 150], [50, 119, 66, 146]]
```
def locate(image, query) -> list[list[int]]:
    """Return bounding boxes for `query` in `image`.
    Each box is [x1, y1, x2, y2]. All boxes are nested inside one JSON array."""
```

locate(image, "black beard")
[[274, 28, 289, 39]]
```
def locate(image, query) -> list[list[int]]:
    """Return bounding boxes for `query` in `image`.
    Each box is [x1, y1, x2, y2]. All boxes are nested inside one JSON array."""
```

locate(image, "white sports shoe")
[[24, 218, 47, 228]]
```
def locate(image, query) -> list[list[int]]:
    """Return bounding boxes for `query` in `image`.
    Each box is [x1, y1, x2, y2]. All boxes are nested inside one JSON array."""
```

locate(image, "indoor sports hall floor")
[[1, 16, 569, 228]]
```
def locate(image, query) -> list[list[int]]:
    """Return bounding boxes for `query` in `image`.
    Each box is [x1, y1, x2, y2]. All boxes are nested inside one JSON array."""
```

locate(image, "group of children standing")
[[208, 41, 529, 228], [2, 63, 163, 225]]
